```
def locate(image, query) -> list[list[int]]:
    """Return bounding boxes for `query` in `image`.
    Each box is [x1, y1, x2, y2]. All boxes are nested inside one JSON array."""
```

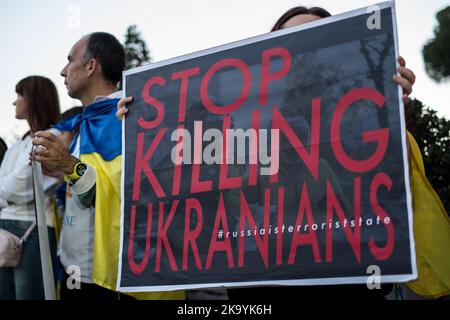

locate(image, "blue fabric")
[[55, 183, 67, 209], [55, 98, 121, 161]]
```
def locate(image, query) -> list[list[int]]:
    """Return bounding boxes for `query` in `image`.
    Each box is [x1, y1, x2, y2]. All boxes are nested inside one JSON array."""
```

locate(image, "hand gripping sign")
[[118, 2, 416, 292]]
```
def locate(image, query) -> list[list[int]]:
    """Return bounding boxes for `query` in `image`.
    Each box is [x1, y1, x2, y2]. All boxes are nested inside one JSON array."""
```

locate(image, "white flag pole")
[[32, 158, 56, 300]]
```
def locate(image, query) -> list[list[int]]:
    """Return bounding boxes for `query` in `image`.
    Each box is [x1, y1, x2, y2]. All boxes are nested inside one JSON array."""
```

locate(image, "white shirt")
[[58, 137, 96, 283], [0, 132, 60, 227]]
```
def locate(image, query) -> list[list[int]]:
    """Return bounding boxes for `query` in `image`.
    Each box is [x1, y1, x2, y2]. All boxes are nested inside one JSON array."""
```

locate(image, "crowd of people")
[[0, 5, 448, 300]]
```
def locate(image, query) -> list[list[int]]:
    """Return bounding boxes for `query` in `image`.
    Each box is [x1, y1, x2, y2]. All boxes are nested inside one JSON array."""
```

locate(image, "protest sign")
[[118, 1, 416, 292]]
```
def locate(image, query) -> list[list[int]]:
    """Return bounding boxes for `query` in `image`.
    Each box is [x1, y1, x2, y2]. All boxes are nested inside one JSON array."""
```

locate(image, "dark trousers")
[[60, 273, 135, 301], [228, 284, 393, 300]]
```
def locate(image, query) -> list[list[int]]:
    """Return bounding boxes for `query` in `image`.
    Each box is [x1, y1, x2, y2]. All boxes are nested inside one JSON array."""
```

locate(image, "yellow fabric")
[[406, 133, 450, 298], [80, 153, 185, 300]]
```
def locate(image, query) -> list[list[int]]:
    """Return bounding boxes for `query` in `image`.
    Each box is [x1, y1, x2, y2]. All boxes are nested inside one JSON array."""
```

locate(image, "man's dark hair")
[[271, 6, 331, 31], [83, 32, 125, 85]]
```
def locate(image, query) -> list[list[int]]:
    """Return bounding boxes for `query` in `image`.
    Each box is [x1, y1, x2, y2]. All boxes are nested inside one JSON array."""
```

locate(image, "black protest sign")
[[119, 2, 415, 292]]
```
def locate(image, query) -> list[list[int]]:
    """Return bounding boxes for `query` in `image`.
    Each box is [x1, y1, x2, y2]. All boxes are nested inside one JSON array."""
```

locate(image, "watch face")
[[76, 163, 87, 177]]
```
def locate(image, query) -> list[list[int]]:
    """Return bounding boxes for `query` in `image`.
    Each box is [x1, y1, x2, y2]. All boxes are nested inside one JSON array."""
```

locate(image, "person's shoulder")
[[6, 137, 28, 155]]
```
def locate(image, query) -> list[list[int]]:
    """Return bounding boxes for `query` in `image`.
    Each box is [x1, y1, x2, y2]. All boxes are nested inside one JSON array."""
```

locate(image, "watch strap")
[[64, 161, 84, 182]]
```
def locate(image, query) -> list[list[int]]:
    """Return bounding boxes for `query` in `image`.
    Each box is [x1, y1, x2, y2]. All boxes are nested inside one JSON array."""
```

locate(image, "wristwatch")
[[64, 161, 87, 182]]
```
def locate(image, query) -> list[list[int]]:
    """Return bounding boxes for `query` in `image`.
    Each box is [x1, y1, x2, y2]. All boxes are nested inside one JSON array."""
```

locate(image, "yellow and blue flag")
[[56, 98, 184, 300]]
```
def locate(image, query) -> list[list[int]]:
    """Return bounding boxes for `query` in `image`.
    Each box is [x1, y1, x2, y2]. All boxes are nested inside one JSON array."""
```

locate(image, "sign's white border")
[[118, 1, 416, 292]]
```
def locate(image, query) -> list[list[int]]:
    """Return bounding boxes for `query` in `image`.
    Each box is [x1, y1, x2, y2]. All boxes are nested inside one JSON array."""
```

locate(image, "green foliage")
[[423, 6, 450, 82], [405, 98, 450, 214], [124, 25, 151, 70]]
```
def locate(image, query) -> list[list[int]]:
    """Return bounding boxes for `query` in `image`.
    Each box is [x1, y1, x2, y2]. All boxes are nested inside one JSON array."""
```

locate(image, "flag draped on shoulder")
[[56, 98, 184, 300], [406, 132, 450, 298]]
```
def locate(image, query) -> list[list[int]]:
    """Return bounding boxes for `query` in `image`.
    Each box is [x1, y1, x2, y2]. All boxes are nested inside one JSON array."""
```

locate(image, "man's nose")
[[60, 66, 67, 77]]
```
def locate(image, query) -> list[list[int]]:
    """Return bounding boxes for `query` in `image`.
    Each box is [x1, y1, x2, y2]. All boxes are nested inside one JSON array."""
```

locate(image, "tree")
[[360, 34, 393, 129], [405, 98, 450, 214], [423, 6, 450, 82], [124, 25, 151, 70]]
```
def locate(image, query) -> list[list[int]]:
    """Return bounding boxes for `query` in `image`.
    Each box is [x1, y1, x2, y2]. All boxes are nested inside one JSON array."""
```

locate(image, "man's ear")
[[84, 58, 98, 77]]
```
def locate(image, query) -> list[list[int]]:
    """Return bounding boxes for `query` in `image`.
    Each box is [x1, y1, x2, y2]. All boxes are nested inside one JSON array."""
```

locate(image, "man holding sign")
[[32, 32, 183, 300]]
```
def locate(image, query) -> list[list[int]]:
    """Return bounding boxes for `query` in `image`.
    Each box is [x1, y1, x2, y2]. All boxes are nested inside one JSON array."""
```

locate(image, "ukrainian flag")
[[407, 132, 450, 298], [56, 98, 184, 300]]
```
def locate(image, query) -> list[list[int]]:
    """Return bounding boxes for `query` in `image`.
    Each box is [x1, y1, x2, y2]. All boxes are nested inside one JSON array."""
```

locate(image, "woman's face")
[[13, 93, 28, 120], [281, 14, 322, 29]]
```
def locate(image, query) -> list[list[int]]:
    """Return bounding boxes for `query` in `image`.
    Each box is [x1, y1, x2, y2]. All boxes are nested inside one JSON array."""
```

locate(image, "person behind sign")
[[31, 32, 184, 300], [271, 6, 415, 105], [115, 5, 418, 297], [272, 5, 450, 300], [225, 5, 421, 300], [0, 76, 60, 300], [115, 5, 449, 299]]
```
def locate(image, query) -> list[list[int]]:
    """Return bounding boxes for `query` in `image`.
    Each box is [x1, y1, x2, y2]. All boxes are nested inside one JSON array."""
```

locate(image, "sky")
[[0, 0, 449, 146]]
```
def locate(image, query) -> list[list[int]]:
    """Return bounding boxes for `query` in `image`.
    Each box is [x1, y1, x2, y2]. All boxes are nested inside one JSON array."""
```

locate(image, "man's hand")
[[32, 131, 79, 174]]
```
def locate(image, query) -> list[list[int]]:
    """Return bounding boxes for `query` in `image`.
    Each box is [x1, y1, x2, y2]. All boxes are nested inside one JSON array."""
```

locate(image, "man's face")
[[60, 37, 90, 99]]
